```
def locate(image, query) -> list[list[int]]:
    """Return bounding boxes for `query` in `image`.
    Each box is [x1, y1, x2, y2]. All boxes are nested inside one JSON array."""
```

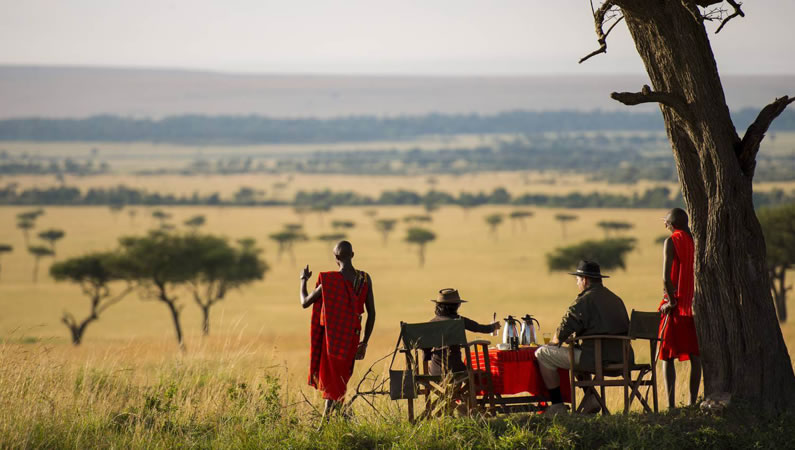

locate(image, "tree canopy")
[[546, 238, 636, 273]]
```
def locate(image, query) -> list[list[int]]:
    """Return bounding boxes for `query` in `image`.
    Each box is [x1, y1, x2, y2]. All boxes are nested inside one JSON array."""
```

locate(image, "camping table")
[[470, 346, 571, 413]]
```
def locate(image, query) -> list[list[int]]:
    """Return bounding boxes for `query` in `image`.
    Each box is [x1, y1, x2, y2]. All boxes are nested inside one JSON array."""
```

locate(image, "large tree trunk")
[[616, 1, 794, 412]]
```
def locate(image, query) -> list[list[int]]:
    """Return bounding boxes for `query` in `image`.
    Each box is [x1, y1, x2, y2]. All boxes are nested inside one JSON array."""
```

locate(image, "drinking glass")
[[543, 333, 552, 345]]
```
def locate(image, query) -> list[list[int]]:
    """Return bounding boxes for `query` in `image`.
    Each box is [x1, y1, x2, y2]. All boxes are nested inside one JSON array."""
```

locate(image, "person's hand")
[[300, 265, 312, 281], [491, 321, 501, 331], [355, 342, 368, 360], [660, 300, 677, 315]]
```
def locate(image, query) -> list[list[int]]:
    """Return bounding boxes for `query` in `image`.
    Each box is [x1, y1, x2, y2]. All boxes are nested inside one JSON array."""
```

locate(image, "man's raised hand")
[[301, 265, 312, 281]]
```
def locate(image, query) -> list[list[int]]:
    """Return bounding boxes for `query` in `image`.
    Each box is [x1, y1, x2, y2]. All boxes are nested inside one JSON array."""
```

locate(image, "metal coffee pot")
[[502, 315, 520, 350], [519, 314, 540, 346]]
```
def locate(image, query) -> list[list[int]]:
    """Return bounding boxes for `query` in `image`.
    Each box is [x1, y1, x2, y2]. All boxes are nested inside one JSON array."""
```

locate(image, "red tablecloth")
[[471, 346, 571, 402]]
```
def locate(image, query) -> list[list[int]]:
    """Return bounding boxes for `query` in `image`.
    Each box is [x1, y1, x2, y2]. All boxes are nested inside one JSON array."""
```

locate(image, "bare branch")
[[95, 285, 134, 316], [738, 95, 795, 177], [579, 1, 624, 64], [716, 0, 744, 33], [611, 85, 696, 126]]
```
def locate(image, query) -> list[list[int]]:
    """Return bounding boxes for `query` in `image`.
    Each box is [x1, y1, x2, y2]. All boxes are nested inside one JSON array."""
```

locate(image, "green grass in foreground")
[[1, 340, 792, 449]]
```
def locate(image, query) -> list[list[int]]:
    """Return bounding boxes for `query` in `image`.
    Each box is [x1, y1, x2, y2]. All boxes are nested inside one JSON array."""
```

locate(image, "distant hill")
[[0, 65, 792, 119]]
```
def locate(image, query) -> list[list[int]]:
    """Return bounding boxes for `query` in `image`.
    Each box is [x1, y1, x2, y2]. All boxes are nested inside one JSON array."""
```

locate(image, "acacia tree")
[[317, 233, 347, 244], [580, 0, 794, 410], [375, 218, 398, 246], [16, 219, 34, 247], [0, 244, 12, 281], [269, 226, 307, 264], [405, 227, 436, 267], [151, 209, 171, 228], [184, 215, 206, 230], [28, 245, 54, 282], [596, 220, 634, 238], [484, 213, 504, 240], [117, 231, 193, 350], [50, 252, 132, 345], [758, 205, 795, 323], [183, 235, 269, 336], [554, 213, 578, 239], [546, 237, 636, 273], [38, 229, 65, 255], [331, 220, 355, 230], [509, 210, 534, 233]]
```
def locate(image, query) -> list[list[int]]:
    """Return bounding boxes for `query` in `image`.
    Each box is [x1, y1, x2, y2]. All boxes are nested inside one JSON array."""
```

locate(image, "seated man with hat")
[[425, 288, 501, 376], [536, 260, 631, 415]]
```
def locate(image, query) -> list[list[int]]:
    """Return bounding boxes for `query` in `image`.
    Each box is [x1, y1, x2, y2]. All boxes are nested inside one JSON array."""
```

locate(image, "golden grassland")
[[1, 203, 793, 417]]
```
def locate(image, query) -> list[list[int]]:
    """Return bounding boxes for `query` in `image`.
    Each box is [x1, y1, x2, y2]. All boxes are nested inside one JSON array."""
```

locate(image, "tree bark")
[[201, 305, 210, 336], [615, 0, 795, 412], [157, 287, 185, 351]]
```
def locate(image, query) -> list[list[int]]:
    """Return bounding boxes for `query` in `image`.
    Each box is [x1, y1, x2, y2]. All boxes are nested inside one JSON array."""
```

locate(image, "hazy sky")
[[1, 1, 793, 75]]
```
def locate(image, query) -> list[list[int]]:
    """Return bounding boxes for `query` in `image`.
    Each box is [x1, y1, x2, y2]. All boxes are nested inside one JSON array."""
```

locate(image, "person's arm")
[[355, 274, 376, 360], [661, 237, 677, 315], [462, 316, 500, 334], [555, 299, 586, 346], [299, 265, 322, 309]]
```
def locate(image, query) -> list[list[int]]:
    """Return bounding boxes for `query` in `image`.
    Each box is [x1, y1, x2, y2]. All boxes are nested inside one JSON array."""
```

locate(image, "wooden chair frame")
[[394, 319, 496, 422], [566, 310, 660, 414]]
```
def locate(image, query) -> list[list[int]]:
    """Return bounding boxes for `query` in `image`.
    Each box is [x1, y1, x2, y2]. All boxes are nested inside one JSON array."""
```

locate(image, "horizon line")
[[1, 62, 793, 78]]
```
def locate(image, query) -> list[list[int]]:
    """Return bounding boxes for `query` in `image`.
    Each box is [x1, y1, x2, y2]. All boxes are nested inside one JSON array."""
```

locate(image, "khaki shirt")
[[557, 284, 631, 370]]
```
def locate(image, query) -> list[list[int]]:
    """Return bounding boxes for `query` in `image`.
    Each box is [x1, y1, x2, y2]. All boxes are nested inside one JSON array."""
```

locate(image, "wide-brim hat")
[[430, 288, 467, 303], [567, 260, 610, 279]]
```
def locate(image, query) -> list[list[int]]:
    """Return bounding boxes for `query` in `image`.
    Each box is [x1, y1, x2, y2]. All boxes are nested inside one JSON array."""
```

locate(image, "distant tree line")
[[2, 182, 793, 209], [1, 109, 793, 143]]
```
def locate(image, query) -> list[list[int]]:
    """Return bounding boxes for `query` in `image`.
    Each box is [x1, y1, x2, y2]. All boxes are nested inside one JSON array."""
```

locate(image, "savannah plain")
[[1, 136, 794, 446]]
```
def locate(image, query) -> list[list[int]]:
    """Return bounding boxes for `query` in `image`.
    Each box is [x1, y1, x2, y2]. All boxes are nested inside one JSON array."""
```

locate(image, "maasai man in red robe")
[[658, 208, 701, 407], [300, 240, 375, 420]]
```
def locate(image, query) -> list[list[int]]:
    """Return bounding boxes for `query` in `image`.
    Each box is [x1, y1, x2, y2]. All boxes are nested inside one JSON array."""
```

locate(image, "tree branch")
[[95, 285, 134, 316], [611, 85, 696, 126], [738, 95, 795, 177], [579, 1, 624, 64], [716, 0, 744, 33]]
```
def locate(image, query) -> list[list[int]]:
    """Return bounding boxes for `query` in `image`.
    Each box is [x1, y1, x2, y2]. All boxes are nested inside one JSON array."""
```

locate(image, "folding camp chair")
[[567, 309, 661, 414], [388, 319, 495, 422]]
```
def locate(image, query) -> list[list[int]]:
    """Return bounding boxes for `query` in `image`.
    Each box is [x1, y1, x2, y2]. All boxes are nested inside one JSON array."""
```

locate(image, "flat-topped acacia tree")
[[484, 213, 504, 240], [183, 235, 269, 336], [405, 227, 436, 267], [38, 229, 65, 255], [50, 252, 132, 345], [374, 218, 398, 246], [579, 0, 795, 411], [28, 245, 54, 283], [117, 231, 193, 350], [554, 214, 578, 240]]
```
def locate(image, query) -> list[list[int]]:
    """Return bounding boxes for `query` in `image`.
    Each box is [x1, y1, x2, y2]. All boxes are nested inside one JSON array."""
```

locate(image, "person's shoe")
[[580, 394, 602, 414], [544, 402, 568, 416]]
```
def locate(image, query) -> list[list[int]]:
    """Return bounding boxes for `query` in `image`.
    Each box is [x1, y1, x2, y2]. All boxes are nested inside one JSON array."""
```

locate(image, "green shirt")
[[557, 284, 631, 370]]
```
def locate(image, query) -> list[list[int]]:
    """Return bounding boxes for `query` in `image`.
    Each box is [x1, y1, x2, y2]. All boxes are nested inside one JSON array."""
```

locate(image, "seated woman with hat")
[[424, 288, 501, 376]]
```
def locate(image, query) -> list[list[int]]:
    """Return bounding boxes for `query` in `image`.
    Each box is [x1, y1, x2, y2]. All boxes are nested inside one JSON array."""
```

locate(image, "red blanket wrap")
[[658, 229, 700, 361], [308, 270, 368, 401]]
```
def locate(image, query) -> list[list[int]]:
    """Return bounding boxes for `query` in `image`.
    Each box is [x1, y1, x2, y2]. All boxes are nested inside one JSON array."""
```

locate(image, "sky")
[[1, 1, 793, 75]]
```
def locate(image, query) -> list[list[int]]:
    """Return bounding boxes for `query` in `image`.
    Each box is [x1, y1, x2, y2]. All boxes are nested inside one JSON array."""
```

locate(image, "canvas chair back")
[[400, 319, 468, 350], [629, 311, 661, 340]]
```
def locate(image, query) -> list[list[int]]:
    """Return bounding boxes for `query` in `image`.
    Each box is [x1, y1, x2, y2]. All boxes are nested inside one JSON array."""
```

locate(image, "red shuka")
[[308, 270, 368, 401], [658, 229, 700, 361]]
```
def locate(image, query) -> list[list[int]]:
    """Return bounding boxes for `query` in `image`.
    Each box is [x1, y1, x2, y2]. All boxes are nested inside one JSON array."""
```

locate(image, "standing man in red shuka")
[[658, 208, 701, 407], [300, 240, 375, 419]]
